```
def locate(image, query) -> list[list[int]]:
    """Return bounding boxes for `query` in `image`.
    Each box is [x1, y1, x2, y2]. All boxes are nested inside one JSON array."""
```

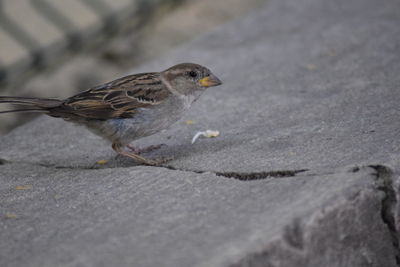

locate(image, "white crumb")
[[191, 130, 220, 144]]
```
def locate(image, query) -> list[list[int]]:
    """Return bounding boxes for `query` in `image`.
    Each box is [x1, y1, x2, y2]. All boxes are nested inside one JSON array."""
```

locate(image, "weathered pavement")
[[1, 0, 400, 266]]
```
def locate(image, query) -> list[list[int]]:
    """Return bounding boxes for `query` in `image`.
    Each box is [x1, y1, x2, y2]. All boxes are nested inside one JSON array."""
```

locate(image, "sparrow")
[[0, 63, 222, 165]]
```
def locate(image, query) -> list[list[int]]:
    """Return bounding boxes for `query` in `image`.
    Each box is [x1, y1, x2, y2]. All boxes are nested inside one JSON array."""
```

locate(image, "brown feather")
[[49, 72, 171, 120]]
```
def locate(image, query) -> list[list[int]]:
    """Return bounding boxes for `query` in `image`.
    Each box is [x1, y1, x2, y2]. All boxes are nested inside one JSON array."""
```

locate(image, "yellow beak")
[[199, 74, 222, 87]]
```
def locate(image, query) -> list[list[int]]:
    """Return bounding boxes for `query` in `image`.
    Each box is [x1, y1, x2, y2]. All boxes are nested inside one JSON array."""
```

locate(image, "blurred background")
[[0, 0, 266, 135]]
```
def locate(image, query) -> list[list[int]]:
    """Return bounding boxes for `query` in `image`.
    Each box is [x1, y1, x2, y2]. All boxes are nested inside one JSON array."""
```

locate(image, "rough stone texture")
[[1, 0, 400, 266], [0, 164, 395, 267]]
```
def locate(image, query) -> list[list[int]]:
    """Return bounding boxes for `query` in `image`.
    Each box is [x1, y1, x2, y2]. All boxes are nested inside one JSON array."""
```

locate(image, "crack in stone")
[[161, 164, 308, 180], [0, 159, 102, 170], [215, 169, 308, 180], [370, 165, 400, 265], [0, 158, 308, 181]]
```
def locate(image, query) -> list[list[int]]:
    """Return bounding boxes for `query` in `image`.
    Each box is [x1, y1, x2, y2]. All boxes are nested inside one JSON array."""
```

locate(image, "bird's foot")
[[126, 144, 167, 154], [113, 143, 171, 166], [141, 156, 173, 166]]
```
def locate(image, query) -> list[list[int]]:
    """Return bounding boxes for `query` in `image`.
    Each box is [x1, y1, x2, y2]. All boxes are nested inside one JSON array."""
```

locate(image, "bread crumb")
[[192, 130, 220, 144]]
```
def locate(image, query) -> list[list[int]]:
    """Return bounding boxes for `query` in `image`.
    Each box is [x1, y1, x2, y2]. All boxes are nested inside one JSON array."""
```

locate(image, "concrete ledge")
[[0, 163, 396, 267]]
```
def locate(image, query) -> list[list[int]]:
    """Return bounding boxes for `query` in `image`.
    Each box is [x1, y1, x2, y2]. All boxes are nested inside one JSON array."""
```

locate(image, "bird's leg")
[[112, 143, 169, 166], [126, 144, 140, 154], [112, 143, 155, 165], [126, 144, 167, 154]]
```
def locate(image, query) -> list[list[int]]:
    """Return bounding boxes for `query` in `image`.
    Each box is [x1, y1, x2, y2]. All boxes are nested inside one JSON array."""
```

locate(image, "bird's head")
[[161, 63, 222, 96]]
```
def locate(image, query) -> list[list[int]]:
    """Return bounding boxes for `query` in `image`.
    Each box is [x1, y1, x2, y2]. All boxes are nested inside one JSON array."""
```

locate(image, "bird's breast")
[[107, 96, 190, 144]]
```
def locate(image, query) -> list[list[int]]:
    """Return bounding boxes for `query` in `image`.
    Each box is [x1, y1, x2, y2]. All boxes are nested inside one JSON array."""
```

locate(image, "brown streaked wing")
[[53, 72, 171, 119]]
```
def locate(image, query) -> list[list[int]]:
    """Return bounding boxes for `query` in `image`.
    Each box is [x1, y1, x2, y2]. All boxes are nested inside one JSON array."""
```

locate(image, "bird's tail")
[[0, 96, 62, 114]]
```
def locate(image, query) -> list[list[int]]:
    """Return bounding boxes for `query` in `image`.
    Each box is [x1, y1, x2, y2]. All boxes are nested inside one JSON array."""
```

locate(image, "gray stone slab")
[[1, 0, 400, 173], [0, 163, 395, 267], [1, 0, 400, 266], [0, 117, 113, 168], [136, 0, 400, 173]]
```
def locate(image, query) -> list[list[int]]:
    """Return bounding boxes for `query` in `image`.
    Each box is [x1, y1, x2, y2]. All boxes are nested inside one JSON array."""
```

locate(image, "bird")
[[0, 63, 222, 165]]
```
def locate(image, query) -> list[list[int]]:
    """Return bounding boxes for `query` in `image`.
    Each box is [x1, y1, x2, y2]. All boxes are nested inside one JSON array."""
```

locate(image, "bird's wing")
[[52, 72, 172, 120]]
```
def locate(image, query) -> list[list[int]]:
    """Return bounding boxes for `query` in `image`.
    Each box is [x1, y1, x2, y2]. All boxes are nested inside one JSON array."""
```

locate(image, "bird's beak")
[[199, 74, 222, 87]]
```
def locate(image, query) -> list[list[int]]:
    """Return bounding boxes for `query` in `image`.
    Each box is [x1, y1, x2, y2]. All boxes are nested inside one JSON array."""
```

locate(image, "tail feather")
[[0, 96, 62, 113], [0, 108, 49, 114]]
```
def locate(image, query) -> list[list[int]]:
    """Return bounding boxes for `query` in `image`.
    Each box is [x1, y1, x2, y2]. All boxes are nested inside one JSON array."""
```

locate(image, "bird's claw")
[[127, 144, 167, 154], [141, 156, 173, 166]]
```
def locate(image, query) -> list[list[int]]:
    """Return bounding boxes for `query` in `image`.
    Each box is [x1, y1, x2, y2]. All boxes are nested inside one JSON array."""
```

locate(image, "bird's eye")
[[188, 71, 198, 78]]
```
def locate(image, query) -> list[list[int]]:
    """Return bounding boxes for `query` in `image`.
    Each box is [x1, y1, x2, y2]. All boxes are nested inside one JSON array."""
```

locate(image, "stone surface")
[[1, 0, 400, 266], [2, 0, 400, 173], [0, 164, 395, 267]]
